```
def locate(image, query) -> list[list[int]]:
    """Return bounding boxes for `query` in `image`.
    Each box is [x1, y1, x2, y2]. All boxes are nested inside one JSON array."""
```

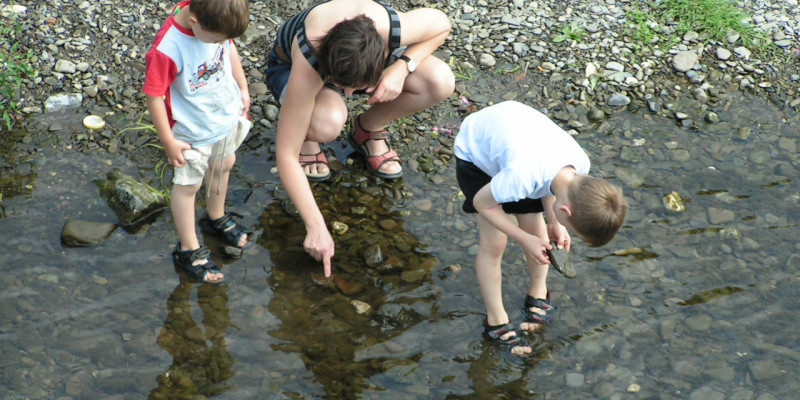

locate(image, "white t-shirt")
[[143, 3, 241, 146], [454, 101, 590, 203]]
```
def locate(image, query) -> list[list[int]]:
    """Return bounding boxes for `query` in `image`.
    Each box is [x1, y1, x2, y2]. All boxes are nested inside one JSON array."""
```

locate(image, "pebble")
[[478, 53, 496, 67], [672, 51, 698, 72], [607, 93, 631, 107]]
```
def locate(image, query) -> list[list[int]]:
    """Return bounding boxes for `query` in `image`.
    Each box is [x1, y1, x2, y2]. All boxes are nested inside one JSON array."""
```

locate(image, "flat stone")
[[689, 386, 725, 400], [607, 93, 630, 107], [565, 372, 584, 387], [708, 207, 735, 224], [61, 219, 117, 246], [748, 359, 783, 381], [547, 244, 575, 278]]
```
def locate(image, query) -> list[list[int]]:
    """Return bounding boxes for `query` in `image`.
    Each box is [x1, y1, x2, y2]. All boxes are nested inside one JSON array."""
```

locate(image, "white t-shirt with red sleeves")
[[454, 101, 591, 203], [143, 2, 241, 147]]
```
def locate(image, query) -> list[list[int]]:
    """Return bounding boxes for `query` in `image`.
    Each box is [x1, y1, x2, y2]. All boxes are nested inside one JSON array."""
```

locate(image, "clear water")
[[1, 92, 798, 399]]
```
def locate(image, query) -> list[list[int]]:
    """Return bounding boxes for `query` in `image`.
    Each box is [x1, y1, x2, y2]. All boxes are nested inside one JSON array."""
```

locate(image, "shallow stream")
[[1, 89, 799, 399]]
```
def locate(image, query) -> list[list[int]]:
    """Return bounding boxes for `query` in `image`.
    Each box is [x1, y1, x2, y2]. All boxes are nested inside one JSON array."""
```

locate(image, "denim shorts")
[[455, 157, 544, 214], [265, 48, 290, 104]]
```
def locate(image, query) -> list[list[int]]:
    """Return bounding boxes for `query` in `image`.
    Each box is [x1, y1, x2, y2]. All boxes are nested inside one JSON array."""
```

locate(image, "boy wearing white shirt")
[[454, 101, 627, 355]]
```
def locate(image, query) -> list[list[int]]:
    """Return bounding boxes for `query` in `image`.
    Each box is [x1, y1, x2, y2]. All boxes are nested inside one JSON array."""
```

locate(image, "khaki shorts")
[[173, 116, 251, 186]]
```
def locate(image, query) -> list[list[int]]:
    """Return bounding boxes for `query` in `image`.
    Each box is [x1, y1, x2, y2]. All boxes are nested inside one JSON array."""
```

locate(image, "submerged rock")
[[61, 219, 117, 246], [95, 170, 169, 229]]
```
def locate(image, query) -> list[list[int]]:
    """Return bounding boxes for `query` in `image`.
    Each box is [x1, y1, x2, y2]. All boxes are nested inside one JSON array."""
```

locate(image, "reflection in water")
[[149, 280, 236, 399], [258, 186, 440, 398]]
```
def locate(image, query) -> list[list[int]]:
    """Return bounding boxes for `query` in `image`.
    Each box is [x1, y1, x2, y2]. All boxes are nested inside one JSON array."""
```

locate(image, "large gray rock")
[[95, 170, 169, 228]]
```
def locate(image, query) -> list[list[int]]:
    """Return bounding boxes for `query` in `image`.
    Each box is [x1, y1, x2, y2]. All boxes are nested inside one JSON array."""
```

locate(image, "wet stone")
[[689, 386, 725, 400], [669, 148, 691, 162], [748, 149, 771, 164], [61, 219, 117, 246], [565, 372, 584, 387], [412, 199, 433, 211], [363, 244, 384, 267], [401, 269, 427, 283], [708, 207, 735, 224], [619, 145, 639, 162], [748, 359, 783, 381], [587, 107, 605, 122], [95, 170, 169, 227], [333, 275, 365, 295]]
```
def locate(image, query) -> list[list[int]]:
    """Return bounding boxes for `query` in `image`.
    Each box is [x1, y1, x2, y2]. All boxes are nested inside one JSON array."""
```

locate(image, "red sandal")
[[298, 149, 331, 181], [347, 116, 403, 179]]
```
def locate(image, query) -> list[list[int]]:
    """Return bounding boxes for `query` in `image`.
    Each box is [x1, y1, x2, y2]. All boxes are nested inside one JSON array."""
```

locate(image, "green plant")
[[493, 65, 520, 75], [119, 111, 157, 134], [0, 17, 35, 129], [655, 0, 770, 49], [553, 21, 586, 43]]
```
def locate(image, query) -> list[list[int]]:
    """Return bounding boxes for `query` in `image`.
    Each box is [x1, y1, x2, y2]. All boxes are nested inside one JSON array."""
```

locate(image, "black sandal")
[[173, 243, 225, 284], [523, 291, 555, 325], [199, 212, 252, 248], [483, 319, 531, 355]]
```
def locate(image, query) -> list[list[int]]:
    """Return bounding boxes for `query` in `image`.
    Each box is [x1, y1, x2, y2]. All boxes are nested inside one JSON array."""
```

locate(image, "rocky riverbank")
[[2, 0, 798, 154]]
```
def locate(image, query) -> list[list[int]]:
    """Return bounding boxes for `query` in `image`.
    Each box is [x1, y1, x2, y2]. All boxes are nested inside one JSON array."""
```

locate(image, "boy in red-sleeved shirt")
[[143, 0, 251, 284]]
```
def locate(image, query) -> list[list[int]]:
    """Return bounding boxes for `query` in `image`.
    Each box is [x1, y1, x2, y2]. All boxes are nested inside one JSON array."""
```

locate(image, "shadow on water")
[[1, 89, 800, 398]]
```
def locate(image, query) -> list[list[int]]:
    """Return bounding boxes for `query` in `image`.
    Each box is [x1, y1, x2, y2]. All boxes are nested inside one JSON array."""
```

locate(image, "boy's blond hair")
[[191, 0, 250, 39], [567, 176, 627, 247]]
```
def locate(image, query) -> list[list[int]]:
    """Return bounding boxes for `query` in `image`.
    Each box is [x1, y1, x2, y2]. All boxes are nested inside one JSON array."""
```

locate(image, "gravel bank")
[[2, 0, 798, 142]]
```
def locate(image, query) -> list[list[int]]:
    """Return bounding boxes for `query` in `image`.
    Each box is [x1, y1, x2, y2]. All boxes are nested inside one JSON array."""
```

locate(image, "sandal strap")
[[524, 293, 555, 324], [200, 212, 252, 248], [298, 151, 328, 166], [353, 115, 391, 144], [365, 149, 401, 171], [484, 320, 521, 346], [189, 246, 212, 262]]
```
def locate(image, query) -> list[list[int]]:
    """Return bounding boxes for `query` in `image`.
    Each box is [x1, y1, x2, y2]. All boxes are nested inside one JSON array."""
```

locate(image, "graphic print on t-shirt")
[[190, 44, 226, 91]]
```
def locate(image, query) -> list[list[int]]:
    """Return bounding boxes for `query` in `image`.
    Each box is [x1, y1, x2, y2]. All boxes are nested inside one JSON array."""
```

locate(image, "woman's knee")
[[308, 96, 347, 142], [424, 60, 455, 100]]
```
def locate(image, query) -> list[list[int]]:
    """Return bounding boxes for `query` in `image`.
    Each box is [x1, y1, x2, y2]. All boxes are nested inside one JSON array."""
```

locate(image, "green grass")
[[625, 0, 775, 57], [0, 16, 36, 129], [657, 0, 765, 46]]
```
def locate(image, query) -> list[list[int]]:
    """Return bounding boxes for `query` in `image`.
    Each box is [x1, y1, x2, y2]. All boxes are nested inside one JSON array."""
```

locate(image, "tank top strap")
[[376, 1, 401, 53]]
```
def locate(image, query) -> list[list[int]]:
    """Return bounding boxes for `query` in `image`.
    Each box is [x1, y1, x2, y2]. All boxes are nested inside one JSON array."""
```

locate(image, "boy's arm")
[[367, 8, 451, 104], [228, 41, 250, 116], [146, 94, 191, 167], [542, 194, 570, 251], [275, 44, 334, 276], [473, 183, 552, 265]]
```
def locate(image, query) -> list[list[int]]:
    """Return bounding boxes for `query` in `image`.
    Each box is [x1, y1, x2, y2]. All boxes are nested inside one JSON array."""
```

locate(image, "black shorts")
[[455, 157, 544, 214]]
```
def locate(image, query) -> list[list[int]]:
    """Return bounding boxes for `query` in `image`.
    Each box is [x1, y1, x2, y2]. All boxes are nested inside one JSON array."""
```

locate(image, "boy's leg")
[[172, 183, 202, 250], [475, 214, 511, 326], [300, 87, 348, 177], [172, 183, 222, 281], [357, 56, 455, 174], [205, 153, 247, 248], [517, 212, 550, 331]]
